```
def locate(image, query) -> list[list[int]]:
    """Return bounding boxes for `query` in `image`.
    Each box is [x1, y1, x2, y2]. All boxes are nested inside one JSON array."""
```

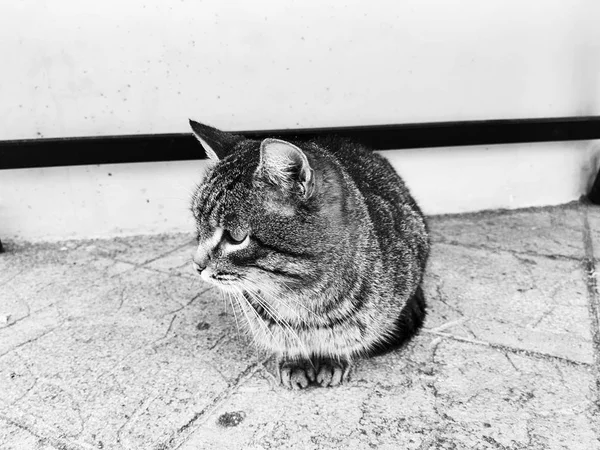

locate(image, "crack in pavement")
[[3, 368, 90, 439], [0, 267, 28, 288], [527, 303, 558, 330], [115, 393, 161, 447], [141, 241, 195, 267], [125, 264, 200, 281], [2, 377, 38, 410], [116, 287, 126, 311], [161, 288, 211, 317], [0, 324, 63, 359], [162, 315, 177, 339], [160, 357, 270, 450], [432, 278, 465, 317], [503, 353, 520, 373], [421, 329, 592, 368], [433, 237, 581, 263], [108, 240, 195, 270], [207, 334, 229, 351], [0, 413, 96, 450], [424, 338, 458, 436]]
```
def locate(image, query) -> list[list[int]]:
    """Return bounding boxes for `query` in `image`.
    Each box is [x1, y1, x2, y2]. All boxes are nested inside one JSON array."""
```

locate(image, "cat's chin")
[[200, 270, 239, 287], [208, 280, 241, 293]]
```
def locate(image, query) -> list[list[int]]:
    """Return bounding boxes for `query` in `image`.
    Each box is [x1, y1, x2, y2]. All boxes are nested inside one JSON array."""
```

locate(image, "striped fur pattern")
[[189, 120, 430, 389]]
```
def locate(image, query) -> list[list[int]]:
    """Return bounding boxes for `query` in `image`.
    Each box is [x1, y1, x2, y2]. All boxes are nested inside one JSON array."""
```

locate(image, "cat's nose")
[[192, 261, 206, 274], [193, 246, 211, 274]]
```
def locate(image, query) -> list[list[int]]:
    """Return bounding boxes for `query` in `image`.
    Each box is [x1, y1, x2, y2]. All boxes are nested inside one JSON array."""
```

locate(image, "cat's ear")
[[189, 119, 243, 161], [255, 138, 315, 198]]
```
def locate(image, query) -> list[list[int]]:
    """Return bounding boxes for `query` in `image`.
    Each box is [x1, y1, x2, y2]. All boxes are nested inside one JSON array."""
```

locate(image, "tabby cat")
[[189, 120, 429, 389]]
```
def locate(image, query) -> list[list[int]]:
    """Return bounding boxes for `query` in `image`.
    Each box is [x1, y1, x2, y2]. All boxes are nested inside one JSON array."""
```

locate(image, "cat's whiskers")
[[249, 280, 317, 330], [261, 280, 319, 322], [242, 280, 317, 356], [243, 288, 303, 356], [223, 289, 242, 340], [242, 285, 311, 359], [217, 287, 228, 311], [242, 273, 313, 322], [251, 285, 297, 321], [232, 287, 278, 347], [230, 288, 265, 349], [261, 290, 307, 327]]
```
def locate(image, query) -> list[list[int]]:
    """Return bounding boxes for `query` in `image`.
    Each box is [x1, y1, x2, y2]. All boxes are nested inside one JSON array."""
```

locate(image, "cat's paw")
[[278, 359, 316, 390], [315, 358, 351, 387]]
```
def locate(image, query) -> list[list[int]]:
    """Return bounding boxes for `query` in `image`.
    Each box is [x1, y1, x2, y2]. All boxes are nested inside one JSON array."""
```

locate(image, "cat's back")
[[316, 136, 429, 270], [315, 137, 414, 203], [315, 137, 422, 216]]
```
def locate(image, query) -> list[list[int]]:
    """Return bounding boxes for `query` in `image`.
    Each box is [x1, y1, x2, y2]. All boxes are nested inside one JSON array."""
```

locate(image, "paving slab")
[[180, 338, 598, 450], [429, 202, 584, 260], [424, 243, 593, 364], [0, 203, 599, 450], [0, 240, 257, 450]]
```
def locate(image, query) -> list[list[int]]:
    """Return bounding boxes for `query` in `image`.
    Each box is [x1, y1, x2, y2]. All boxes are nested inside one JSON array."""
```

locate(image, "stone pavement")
[[1, 202, 599, 449]]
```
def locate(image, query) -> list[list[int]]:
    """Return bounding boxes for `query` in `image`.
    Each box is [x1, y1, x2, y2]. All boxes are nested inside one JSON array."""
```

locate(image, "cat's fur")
[[189, 120, 429, 389]]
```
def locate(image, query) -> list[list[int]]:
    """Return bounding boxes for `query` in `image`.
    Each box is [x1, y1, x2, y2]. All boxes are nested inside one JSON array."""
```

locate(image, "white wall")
[[1, 0, 600, 241], [0, 0, 599, 140]]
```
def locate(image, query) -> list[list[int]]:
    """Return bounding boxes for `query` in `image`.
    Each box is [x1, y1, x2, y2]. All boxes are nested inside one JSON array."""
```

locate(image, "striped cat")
[[189, 120, 430, 389]]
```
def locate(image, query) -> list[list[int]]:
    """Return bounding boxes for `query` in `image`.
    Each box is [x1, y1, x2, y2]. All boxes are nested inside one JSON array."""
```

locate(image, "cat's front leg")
[[314, 356, 351, 387], [277, 355, 352, 389], [277, 357, 316, 390]]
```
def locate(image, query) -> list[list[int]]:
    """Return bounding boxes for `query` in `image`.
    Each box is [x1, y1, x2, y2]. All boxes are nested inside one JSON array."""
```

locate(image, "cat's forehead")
[[207, 145, 258, 184], [193, 170, 254, 229]]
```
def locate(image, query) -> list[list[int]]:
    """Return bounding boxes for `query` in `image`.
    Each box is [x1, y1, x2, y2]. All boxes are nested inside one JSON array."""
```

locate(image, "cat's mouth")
[[209, 272, 239, 285], [195, 265, 240, 287]]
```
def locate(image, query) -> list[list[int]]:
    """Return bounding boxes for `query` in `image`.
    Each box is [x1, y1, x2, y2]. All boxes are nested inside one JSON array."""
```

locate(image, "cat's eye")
[[225, 229, 248, 245]]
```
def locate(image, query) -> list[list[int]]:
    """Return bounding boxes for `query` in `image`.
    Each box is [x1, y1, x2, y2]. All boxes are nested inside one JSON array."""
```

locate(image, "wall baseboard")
[[1, 116, 600, 170]]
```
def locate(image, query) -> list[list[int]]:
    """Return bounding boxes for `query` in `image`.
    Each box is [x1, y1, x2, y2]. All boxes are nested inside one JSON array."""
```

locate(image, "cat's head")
[[189, 120, 345, 298]]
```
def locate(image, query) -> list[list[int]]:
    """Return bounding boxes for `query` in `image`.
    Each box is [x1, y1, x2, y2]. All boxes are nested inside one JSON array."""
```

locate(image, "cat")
[[189, 119, 430, 389]]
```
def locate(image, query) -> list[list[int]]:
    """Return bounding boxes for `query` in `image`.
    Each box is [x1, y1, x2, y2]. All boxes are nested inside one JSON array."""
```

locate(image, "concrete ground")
[[1, 202, 599, 450]]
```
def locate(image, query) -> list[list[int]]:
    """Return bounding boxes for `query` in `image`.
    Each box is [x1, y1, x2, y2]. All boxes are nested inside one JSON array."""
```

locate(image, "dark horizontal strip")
[[1, 116, 599, 170]]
